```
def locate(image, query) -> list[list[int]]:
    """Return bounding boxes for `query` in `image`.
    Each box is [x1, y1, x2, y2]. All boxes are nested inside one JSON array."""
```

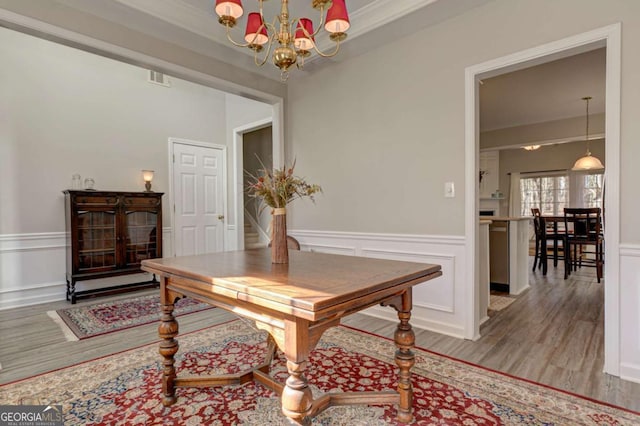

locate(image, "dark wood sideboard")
[[63, 190, 163, 303]]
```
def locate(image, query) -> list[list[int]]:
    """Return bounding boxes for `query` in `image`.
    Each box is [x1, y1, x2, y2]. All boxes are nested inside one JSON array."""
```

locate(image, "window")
[[520, 174, 569, 216]]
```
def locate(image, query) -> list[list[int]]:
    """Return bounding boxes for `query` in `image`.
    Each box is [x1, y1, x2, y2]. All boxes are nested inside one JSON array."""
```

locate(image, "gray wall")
[[286, 0, 640, 244], [0, 0, 285, 100], [0, 26, 271, 235], [0, 26, 226, 233]]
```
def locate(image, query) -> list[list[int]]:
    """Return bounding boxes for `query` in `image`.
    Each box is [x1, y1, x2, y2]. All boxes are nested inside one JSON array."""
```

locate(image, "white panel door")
[[173, 143, 225, 256]]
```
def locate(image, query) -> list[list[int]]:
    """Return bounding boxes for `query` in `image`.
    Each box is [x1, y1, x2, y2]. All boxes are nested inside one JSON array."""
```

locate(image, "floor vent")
[[148, 70, 170, 87]]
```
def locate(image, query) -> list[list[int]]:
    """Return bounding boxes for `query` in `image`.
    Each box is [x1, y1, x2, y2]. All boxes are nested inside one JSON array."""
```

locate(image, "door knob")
[[218, 215, 225, 220]]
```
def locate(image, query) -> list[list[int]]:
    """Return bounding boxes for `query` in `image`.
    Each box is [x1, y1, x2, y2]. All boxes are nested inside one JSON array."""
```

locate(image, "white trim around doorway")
[[464, 23, 621, 375]]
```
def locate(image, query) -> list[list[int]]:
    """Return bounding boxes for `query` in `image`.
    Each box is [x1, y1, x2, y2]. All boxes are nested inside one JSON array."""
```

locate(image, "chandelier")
[[572, 96, 604, 171], [214, 0, 350, 81]]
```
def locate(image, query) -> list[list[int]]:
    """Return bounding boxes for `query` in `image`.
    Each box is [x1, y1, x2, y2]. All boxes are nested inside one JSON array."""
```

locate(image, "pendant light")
[[572, 96, 604, 171]]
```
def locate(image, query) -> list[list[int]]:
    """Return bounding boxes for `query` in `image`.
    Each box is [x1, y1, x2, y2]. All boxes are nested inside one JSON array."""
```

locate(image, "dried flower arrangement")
[[246, 158, 322, 212]]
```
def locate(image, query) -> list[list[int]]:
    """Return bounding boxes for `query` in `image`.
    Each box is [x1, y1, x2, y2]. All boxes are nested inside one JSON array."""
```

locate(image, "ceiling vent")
[[148, 70, 170, 87]]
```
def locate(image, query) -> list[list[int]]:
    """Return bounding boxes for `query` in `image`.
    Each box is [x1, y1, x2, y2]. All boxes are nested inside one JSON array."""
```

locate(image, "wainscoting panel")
[[0, 228, 173, 310], [0, 233, 67, 310], [291, 230, 467, 338], [362, 248, 455, 313], [620, 244, 640, 384]]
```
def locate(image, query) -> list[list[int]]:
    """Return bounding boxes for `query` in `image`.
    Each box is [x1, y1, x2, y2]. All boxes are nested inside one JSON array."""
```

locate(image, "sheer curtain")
[[569, 170, 604, 208], [509, 172, 521, 217], [570, 170, 588, 207]]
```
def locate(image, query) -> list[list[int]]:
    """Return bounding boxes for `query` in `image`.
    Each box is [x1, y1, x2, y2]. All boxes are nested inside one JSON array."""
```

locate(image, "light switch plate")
[[445, 182, 455, 198]]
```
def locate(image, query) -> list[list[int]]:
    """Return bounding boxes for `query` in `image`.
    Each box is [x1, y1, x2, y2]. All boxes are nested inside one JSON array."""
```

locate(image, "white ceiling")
[[53, 0, 605, 132], [480, 48, 606, 132]]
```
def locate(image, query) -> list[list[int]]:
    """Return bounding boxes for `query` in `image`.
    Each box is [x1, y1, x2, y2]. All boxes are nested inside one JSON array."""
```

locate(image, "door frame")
[[464, 23, 621, 375], [168, 138, 228, 256], [232, 117, 275, 250]]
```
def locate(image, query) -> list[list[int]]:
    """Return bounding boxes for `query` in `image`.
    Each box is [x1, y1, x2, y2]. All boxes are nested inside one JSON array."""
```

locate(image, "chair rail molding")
[[289, 229, 467, 338]]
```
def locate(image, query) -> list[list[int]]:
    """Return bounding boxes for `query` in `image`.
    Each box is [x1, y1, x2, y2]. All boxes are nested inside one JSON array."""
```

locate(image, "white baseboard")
[[620, 362, 640, 385], [0, 282, 67, 310]]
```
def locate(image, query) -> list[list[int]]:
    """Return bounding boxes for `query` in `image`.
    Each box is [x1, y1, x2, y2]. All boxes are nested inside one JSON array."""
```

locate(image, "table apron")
[[158, 270, 441, 323]]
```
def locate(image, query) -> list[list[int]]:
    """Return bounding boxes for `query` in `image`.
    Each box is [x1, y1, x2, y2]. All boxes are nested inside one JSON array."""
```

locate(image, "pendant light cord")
[[583, 96, 592, 154]]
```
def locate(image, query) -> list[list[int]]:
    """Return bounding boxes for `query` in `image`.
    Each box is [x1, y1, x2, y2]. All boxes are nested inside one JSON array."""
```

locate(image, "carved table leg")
[[282, 359, 313, 425], [281, 318, 313, 425], [158, 298, 179, 406], [394, 290, 415, 424]]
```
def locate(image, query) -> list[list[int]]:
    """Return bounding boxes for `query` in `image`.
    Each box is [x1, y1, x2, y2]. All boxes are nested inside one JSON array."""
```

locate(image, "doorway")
[[242, 125, 273, 249], [232, 118, 274, 250], [465, 24, 621, 375], [169, 138, 226, 256]]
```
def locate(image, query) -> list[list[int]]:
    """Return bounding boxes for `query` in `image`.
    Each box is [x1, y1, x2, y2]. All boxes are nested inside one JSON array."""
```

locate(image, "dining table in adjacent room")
[[141, 248, 442, 425]]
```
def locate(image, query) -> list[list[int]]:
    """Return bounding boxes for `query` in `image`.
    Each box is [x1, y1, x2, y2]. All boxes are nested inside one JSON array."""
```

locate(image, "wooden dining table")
[[141, 248, 442, 425]]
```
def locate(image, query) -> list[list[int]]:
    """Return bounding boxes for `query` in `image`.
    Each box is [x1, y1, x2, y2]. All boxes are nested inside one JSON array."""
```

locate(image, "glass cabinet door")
[[124, 210, 158, 266], [77, 210, 117, 271]]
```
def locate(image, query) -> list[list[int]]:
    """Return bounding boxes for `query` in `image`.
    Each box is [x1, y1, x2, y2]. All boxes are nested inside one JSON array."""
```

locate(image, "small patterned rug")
[[489, 294, 517, 312], [2, 320, 638, 425], [48, 294, 213, 340]]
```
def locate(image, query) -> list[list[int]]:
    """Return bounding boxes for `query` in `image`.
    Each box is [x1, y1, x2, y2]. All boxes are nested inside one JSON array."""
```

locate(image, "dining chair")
[[531, 208, 565, 274], [563, 208, 604, 282], [531, 208, 543, 271], [268, 235, 301, 251]]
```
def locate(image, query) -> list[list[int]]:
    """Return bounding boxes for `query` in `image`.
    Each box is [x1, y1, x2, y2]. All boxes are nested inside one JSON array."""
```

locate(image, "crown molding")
[[115, 0, 219, 40], [114, 0, 440, 55]]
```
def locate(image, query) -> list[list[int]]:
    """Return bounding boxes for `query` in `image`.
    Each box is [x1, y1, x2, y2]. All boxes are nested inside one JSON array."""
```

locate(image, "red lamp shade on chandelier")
[[325, 0, 350, 34], [294, 18, 315, 51], [245, 12, 268, 45], [215, 0, 243, 20]]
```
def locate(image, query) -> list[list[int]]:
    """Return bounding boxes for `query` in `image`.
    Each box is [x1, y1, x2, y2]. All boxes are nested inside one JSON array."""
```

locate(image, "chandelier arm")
[[254, 34, 276, 67], [309, 6, 326, 37], [311, 39, 342, 58], [224, 25, 252, 48]]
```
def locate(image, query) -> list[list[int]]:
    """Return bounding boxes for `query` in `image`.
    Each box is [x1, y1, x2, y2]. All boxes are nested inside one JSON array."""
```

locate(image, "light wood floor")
[[1, 258, 639, 412]]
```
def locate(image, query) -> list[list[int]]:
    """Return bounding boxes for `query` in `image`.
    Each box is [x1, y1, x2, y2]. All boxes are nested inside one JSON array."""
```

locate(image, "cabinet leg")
[[70, 279, 77, 304]]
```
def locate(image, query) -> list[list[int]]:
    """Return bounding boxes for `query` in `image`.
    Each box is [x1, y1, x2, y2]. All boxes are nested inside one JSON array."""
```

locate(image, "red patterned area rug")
[[1, 320, 638, 425], [48, 294, 213, 340]]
